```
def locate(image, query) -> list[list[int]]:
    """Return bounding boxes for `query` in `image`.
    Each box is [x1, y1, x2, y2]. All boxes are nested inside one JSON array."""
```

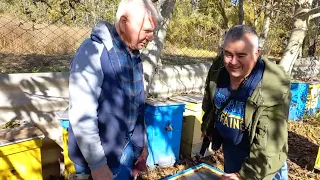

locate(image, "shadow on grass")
[[288, 130, 319, 170], [0, 52, 72, 73], [161, 53, 214, 66], [0, 52, 215, 74]]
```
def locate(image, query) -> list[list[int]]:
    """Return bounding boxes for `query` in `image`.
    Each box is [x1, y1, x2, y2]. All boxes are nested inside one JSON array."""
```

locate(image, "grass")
[[163, 43, 217, 58], [0, 14, 90, 55], [0, 14, 216, 58]]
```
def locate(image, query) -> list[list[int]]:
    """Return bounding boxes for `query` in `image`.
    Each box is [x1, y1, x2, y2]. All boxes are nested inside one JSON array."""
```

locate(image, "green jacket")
[[201, 56, 291, 180]]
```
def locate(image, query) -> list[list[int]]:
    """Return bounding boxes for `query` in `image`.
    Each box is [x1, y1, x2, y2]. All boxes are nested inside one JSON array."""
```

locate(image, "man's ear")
[[120, 15, 128, 23], [256, 48, 261, 56], [119, 16, 128, 31]]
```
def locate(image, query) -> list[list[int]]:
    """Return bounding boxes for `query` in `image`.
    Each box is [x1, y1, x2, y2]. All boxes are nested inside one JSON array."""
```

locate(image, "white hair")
[[115, 0, 162, 25]]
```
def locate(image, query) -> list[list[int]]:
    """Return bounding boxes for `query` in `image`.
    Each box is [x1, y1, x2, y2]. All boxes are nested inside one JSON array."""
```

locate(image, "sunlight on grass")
[[0, 15, 90, 55], [163, 46, 217, 58]]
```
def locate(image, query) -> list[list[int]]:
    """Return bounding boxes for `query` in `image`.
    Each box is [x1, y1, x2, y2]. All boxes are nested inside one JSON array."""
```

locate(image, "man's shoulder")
[[70, 38, 107, 72], [260, 59, 291, 103], [208, 55, 224, 81], [262, 58, 291, 86]]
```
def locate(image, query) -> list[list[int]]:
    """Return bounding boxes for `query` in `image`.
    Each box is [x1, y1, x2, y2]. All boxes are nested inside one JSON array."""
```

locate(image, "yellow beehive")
[[306, 82, 320, 113], [171, 95, 204, 144], [172, 94, 214, 157], [182, 107, 204, 145], [314, 147, 320, 171], [62, 128, 76, 178], [0, 122, 44, 180], [58, 110, 77, 178]]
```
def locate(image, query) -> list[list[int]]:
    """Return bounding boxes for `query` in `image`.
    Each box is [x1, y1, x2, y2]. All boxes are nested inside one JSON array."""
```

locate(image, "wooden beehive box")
[[171, 95, 214, 158], [0, 120, 44, 180]]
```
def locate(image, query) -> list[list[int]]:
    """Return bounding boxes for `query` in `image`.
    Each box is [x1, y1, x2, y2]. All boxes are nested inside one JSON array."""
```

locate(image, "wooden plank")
[[163, 163, 225, 180], [171, 94, 203, 104], [0, 121, 44, 146]]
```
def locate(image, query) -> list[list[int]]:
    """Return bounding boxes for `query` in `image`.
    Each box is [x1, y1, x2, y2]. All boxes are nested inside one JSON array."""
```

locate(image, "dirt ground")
[[137, 117, 320, 180]]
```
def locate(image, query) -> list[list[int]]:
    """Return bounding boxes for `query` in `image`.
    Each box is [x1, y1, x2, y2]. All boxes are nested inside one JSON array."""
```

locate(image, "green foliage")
[[166, 1, 219, 51], [0, 0, 120, 26]]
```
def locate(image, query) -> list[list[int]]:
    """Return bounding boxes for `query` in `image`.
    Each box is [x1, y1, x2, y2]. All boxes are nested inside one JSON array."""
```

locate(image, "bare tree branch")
[[309, 12, 320, 19], [217, 0, 229, 28], [295, 6, 320, 19], [238, 0, 244, 24], [259, 0, 272, 49]]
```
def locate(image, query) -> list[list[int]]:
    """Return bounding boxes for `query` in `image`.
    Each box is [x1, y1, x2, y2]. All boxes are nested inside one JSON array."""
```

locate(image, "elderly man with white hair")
[[67, 0, 161, 179]]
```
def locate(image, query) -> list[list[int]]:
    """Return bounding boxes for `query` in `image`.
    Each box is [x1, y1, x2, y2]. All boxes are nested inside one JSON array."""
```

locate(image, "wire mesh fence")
[[0, 14, 91, 55], [0, 1, 219, 73]]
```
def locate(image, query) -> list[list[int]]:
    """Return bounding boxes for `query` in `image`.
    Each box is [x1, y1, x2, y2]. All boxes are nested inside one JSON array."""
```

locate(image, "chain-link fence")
[[0, 15, 90, 55], [0, 13, 92, 73], [0, 1, 220, 73]]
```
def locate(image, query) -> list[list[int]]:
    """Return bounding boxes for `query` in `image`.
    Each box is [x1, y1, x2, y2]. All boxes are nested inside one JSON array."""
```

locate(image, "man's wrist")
[[88, 157, 108, 171]]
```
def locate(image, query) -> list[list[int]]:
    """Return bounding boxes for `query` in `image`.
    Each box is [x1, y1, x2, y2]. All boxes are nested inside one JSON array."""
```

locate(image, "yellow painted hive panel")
[[0, 139, 43, 180]]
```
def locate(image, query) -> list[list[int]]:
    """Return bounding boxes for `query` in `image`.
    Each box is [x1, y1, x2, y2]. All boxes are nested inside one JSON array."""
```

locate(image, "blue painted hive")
[[318, 92, 320, 110], [289, 82, 309, 120], [58, 110, 70, 130], [145, 99, 185, 168]]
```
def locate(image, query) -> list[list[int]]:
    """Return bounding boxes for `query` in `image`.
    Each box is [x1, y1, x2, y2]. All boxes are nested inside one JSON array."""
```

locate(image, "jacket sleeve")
[[131, 61, 147, 157], [201, 65, 213, 134], [131, 103, 146, 153], [201, 55, 223, 134], [239, 89, 291, 179], [69, 40, 107, 170]]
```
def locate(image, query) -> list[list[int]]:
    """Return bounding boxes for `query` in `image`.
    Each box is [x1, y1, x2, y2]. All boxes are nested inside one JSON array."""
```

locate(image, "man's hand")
[[220, 173, 242, 180], [133, 146, 149, 177], [139, 146, 149, 162], [91, 164, 113, 180], [201, 132, 212, 141]]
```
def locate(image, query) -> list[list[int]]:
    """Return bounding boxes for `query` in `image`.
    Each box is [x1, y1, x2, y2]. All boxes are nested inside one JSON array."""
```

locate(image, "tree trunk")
[[141, 0, 176, 96], [84, 0, 89, 26], [218, 29, 228, 53], [24, 0, 28, 19], [313, 18, 320, 55], [238, 0, 244, 24], [254, 5, 257, 26], [254, 1, 264, 27], [191, 0, 198, 10], [217, 0, 229, 29], [309, 0, 320, 56], [279, 0, 314, 74], [91, 0, 96, 26], [259, 0, 272, 49]]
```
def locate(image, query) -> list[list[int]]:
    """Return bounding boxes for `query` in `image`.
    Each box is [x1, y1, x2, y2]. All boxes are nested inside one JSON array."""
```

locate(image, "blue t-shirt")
[[214, 59, 265, 173]]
